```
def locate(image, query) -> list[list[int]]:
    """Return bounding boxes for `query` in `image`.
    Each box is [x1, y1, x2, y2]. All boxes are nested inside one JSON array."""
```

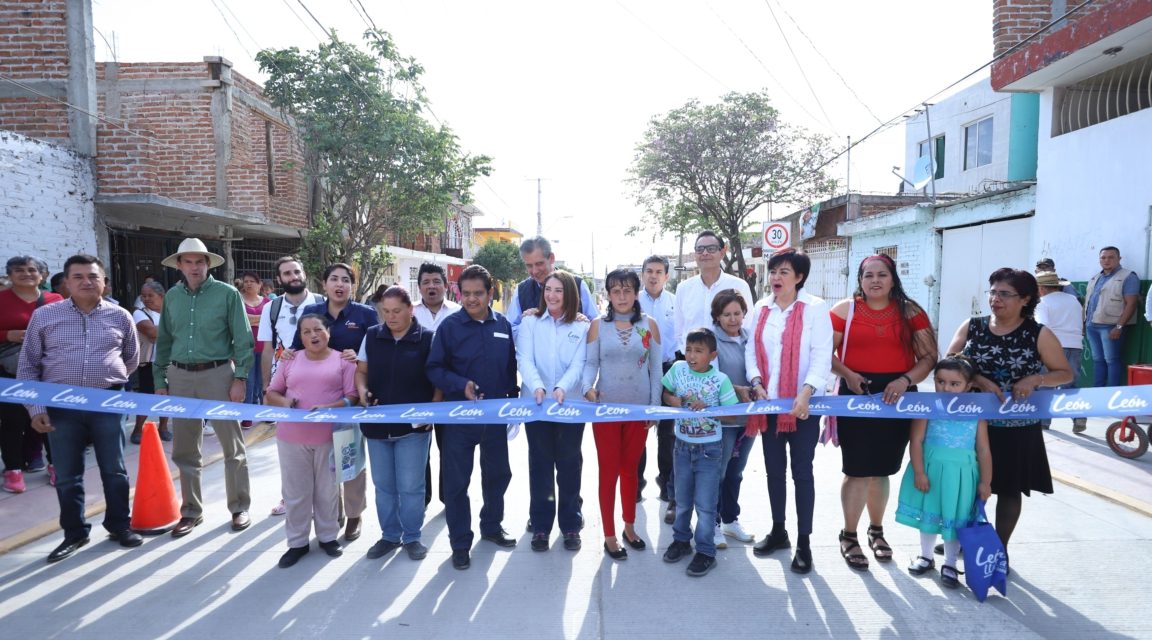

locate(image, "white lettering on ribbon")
[[895, 397, 931, 414], [100, 394, 138, 410], [846, 398, 882, 412], [351, 409, 390, 421], [595, 405, 630, 417], [0, 382, 38, 399], [498, 402, 534, 419], [51, 389, 89, 405], [205, 404, 242, 418], [400, 407, 435, 419], [255, 408, 292, 420], [545, 403, 581, 418], [151, 398, 188, 414], [448, 405, 484, 418], [997, 399, 1038, 415], [1050, 393, 1091, 413], [946, 397, 983, 415], [303, 410, 338, 421], [1108, 390, 1149, 411]]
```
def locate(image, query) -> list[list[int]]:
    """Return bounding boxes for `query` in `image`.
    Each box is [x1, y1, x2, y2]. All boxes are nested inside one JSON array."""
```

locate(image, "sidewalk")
[[1043, 416, 1152, 515], [0, 420, 1150, 638]]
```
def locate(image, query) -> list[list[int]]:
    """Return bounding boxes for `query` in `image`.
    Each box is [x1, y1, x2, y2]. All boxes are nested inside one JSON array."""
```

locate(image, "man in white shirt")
[[413, 262, 461, 333], [673, 231, 754, 354], [637, 255, 677, 504], [506, 236, 598, 338], [1035, 271, 1086, 432]]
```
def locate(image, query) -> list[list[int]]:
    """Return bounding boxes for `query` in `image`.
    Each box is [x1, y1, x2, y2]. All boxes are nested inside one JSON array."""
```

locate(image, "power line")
[[811, 0, 1098, 180], [762, 0, 838, 136], [772, 1, 884, 125], [614, 0, 731, 92], [207, 0, 254, 60]]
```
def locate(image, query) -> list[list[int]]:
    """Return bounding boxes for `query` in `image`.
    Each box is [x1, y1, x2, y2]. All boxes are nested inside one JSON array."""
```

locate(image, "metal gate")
[[803, 237, 849, 301]]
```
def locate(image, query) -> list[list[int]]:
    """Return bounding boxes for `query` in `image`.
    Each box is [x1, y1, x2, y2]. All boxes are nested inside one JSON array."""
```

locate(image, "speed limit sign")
[[763, 222, 789, 249]]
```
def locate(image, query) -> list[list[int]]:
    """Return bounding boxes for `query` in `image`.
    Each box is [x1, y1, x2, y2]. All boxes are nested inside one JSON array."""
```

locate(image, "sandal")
[[907, 555, 935, 575], [838, 530, 869, 571], [867, 525, 893, 562], [940, 564, 962, 588]]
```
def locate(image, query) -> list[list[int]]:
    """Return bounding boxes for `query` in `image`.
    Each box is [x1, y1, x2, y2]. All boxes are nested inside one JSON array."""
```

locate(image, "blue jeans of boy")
[[46, 407, 131, 541], [525, 421, 584, 535], [1086, 323, 1126, 387], [672, 439, 723, 557], [367, 431, 431, 543]]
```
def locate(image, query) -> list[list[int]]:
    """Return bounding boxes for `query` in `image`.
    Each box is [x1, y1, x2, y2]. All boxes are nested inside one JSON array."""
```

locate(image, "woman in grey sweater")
[[710, 289, 756, 550], [582, 269, 663, 560]]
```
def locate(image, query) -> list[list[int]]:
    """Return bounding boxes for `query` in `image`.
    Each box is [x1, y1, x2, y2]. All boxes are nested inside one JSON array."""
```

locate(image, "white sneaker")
[[270, 499, 287, 516], [202, 421, 215, 436], [722, 520, 754, 543], [714, 524, 727, 549]]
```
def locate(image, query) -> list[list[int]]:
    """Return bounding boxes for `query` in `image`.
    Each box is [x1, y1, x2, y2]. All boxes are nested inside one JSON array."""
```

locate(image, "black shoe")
[[686, 552, 716, 577], [366, 538, 401, 559], [563, 532, 581, 551], [108, 529, 143, 548], [604, 541, 628, 561], [525, 518, 532, 533], [530, 533, 549, 552], [344, 517, 362, 541], [934, 542, 945, 556], [790, 546, 813, 574], [622, 531, 646, 550], [47, 537, 89, 563], [940, 564, 962, 588], [171, 515, 204, 538], [318, 540, 343, 558], [908, 555, 936, 575], [452, 549, 471, 570], [752, 530, 791, 557], [658, 486, 670, 502], [404, 541, 428, 560], [481, 530, 516, 548], [278, 545, 309, 568], [663, 501, 676, 525], [663, 540, 692, 563]]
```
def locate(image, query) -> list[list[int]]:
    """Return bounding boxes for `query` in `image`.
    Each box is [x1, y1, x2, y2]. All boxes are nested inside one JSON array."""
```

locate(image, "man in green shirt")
[[154, 238, 255, 538]]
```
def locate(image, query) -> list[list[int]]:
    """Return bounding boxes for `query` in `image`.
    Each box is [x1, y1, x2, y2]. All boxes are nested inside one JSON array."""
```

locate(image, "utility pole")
[[923, 103, 937, 203], [525, 177, 549, 236]]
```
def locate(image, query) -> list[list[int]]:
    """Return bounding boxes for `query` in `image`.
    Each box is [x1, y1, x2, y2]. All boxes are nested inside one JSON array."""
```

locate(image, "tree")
[[257, 30, 491, 297], [629, 91, 838, 297], [472, 239, 523, 300]]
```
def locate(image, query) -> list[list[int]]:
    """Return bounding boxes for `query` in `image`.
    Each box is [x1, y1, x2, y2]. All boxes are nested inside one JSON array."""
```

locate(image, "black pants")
[[425, 424, 445, 505]]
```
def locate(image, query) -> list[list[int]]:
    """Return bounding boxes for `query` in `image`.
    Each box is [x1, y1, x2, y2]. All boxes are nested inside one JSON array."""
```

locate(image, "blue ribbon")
[[2, 379, 1151, 425]]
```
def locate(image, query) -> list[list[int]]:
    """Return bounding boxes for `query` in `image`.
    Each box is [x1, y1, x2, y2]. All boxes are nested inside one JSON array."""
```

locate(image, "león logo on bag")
[[974, 545, 1006, 579]]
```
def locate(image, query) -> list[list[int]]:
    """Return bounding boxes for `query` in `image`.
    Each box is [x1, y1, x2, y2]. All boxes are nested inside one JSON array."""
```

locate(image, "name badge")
[[493, 332, 510, 340]]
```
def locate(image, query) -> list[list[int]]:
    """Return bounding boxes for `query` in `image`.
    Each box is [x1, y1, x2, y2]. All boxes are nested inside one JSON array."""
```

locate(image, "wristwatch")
[[1114, 324, 1124, 330]]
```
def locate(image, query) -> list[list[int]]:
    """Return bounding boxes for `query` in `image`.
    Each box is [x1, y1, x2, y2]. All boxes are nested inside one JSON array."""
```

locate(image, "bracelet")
[[899, 374, 912, 386], [342, 397, 354, 407]]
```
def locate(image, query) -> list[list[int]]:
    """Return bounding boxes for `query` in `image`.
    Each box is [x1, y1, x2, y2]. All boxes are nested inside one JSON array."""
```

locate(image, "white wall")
[[0, 131, 100, 272], [1034, 88, 1152, 283], [904, 79, 1013, 195]]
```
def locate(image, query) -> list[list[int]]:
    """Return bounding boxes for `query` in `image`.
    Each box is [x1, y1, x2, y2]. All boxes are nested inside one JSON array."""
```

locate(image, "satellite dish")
[[910, 154, 935, 190]]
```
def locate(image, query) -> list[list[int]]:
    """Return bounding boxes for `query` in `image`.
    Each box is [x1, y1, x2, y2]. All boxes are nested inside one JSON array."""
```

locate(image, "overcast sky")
[[92, 0, 993, 272]]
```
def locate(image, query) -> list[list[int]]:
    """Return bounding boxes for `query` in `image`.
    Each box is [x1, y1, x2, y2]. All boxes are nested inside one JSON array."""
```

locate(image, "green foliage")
[[630, 90, 838, 297], [257, 29, 491, 297], [472, 239, 523, 286]]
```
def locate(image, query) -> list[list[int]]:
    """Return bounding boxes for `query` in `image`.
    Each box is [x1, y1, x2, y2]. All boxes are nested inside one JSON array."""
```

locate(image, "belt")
[[171, 359, 230, 372], [138, 362, 153, 368]]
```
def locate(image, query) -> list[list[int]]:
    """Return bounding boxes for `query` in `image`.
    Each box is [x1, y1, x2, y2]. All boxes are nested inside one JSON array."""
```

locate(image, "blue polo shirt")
[[290, 300, 378, 352], [426, 307, 518, 401]]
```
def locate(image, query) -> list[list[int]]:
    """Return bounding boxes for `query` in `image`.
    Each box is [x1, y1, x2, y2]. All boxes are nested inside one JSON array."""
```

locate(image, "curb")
[[0, 422, 278, 556], [1051, 469, 1152, 518]]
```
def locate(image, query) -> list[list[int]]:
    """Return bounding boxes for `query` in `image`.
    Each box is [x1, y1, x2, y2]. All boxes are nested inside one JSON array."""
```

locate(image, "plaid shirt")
[[16, 298, 139, 416]]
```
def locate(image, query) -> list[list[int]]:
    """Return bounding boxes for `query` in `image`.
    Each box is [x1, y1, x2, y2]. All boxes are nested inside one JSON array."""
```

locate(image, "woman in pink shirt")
[[265, 314, 358, 568]]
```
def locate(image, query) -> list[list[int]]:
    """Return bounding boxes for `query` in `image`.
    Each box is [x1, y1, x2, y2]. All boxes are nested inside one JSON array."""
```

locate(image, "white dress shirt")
[[743, 289, 833, 398], [414, 299, 461, 333], [673, 272, 753, 353], [515, 312, 590, 398], [639, 288, 677, 364]]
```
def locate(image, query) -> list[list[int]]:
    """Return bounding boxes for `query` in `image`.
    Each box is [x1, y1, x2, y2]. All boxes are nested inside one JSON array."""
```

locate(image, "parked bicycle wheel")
[[1105, 417, 1149, 459]]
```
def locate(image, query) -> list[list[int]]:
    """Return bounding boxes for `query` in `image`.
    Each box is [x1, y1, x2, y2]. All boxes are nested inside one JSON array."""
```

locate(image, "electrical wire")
[[614, 0, 732, 92], [762, 0, 838, 135], [207, 0, 254, 60]]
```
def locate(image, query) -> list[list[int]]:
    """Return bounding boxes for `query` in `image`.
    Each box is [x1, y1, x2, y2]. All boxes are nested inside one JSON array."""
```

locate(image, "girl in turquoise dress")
[[895, 355, 992, 588]]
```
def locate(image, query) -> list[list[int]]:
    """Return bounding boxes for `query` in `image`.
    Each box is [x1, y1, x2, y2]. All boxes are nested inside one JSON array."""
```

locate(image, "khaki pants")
[[340, 469, 367, 521], [277, 439, 340, 548], [168, 363, 251, 517]]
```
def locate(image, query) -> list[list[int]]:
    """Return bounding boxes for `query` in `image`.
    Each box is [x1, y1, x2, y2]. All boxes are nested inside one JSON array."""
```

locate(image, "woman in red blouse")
[[829, 254, 936, 570]]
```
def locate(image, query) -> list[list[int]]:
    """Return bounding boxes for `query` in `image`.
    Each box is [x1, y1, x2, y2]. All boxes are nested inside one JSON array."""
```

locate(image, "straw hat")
[[162, 238, 225, 269], [1035, 271, 1070, 287]]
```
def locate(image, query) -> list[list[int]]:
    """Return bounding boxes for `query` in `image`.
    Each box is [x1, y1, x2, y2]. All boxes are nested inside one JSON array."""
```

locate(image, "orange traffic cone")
[[130, 421, 181, 534]]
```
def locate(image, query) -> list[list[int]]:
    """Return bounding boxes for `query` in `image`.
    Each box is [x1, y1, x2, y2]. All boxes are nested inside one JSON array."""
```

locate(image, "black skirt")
[[837, 371, 913, 478], [988, 423, 1053, 496]]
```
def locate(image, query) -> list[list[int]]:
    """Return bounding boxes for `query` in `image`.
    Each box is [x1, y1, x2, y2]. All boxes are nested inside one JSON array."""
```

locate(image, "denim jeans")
[[718, 429, 757, 524], [440, 424, 512, 550], [367, 431, 431, 543], [1040, 347, 1082, 428], [672, 439, 723, 557], [244, 348, 263, 405], [526, 421, 584, 535], [1086, 323, 1126, 387], [761, 415, 819, 536], [46, 407, 130, 541]]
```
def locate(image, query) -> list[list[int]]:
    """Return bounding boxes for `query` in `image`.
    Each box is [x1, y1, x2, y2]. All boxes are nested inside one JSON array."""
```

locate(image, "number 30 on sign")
[[763, 222, 789, 250]]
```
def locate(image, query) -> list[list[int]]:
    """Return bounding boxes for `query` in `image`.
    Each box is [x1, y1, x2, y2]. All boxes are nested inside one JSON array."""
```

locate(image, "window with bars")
[[874, 245, 898, 261], [1054, 52, 1152, 135]]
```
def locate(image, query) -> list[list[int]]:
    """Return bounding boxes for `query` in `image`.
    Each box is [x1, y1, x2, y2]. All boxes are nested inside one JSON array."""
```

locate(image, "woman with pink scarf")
[[743, 248, 833, 574]]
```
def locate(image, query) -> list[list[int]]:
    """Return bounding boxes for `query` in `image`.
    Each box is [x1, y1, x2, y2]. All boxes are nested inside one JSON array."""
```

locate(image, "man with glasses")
[[256, 256, 324, 517], [1083, 246, 1140, 389]]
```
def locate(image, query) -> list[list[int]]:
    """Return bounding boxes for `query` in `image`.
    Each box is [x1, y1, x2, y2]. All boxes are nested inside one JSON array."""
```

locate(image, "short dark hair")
[[459, 264, 493, 290], [371, 284, 412, 306], [767, 247, 811, 289], [63, 254, 105, 276], [537, 270, 580, 324], [322, 263, 356, 283], [417, 262, 447, 284], [685, 327, 718, 352], [604, 268, 642, 323], [5, 255, 44, 277], [642, 255, 670, 273], [989, 267, 1040, 318], [1100, 246, 1120, 256], [710, 289, 748, 323], [519, 236, 553, 258], [936, 353, 977, 383], [694, 231, 725, 249], [298, 313, 331, 330], [50, 272, 66, 290], [238, 270, 261, 282], [275, 255, 303, 272]]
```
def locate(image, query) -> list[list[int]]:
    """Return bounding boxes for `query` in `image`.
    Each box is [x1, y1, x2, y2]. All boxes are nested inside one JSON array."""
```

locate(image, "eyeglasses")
[[695, 245, 721, 254], [288, 305, 300, 324], [986, 290, 1020, 300]]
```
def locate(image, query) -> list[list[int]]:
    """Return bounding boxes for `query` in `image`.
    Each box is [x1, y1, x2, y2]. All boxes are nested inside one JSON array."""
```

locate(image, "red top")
[[0, 288, 65, 337], [244, 296, 270, 353], [830, 299, 930, 373]]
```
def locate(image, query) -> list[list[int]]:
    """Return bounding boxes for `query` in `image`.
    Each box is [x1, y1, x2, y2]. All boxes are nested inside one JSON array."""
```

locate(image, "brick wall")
[[0, 0, 71, 145], [0, 130, 99, 270], [993, 0, 1115, 57]]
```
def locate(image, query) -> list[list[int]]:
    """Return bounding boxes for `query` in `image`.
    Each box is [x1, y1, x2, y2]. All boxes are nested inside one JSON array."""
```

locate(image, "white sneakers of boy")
[[721, 521, 754, 543]]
